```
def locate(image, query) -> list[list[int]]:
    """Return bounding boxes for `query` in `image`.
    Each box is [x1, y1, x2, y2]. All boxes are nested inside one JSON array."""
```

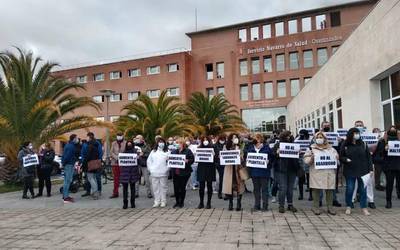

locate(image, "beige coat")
[[222, 145, 245, 196], [110, 140, 126, 165], [304, 144, 338, 190]]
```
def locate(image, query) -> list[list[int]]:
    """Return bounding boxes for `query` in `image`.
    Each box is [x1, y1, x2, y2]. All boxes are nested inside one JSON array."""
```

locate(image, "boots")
[[123, 200, 128, 209], [236, 195, 242, 211], [131, 197, 135, 208], [206, 192, 212, 209], [228, 197, 233, 211], [262, 202, 268, 211]]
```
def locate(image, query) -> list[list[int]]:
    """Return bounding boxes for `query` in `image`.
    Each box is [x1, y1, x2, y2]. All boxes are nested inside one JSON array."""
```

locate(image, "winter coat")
[[304, 144, 338, 190], [245, 143, 273, 178], [120, 147, 140, 184], [213, 142, 225, 168], [222, 145, 245, 196], [86, 140, 101, 173], [136, 142, 151, 168], [273, 142, 300, 174], [110, 140, 126, 166], [171, 148, 194, 177], [339, 141, 373, 178], [17, 148, 36, 178], [41, 149, 55, 170], [196, 145, 216, 182], [62, 141, 78, 166], [375, 138, 400, 171], [147, 149, 169, 177]]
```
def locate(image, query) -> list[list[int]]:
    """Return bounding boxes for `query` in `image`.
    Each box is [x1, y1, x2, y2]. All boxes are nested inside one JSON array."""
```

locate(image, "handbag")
[[238, 166, 250, 181], [87, 159, 102, 172]]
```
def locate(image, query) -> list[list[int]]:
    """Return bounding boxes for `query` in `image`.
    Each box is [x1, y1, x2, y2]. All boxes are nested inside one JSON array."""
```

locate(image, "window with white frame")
[[262, 24, 271, 39], [239, 59, 248, 76], [240, 84, 248, 101], [276, 54, 285, 71], [289, 52, 299, 70], [316, 14, 327, 30], [147, 65, 160, 75], [216, 62, 224, 78], [252, 83, 261, 100], [147, 89, 160, 98], [110, 71, 122, 80], [317, 48, 328, 66], [302, 17, 312, 32], [110, 93, 122, 102], [303, 50, 313, 68], [275, 22, 284, 36], [239, 28, 247, 42], [167, 87, 180, 96], [93, 73, 104, 82], [277, 80, 286, 97], [288, 20, 297, 34], [168, 63, 179, 72], [265, 82, 273, 99], [380, 71, 400, 129], [128, 91, 140, 101], [128, 68, 141, 77], [251, 57, 260, 74], [76, 75, 87, 84], [263, 56, 272, 72], [217, 86, 225, 95], [250, 27, 259, 40], [93, 95, 104, 103]]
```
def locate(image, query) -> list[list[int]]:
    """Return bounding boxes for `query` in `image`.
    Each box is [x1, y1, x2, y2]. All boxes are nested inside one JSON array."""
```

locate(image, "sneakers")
[[345, 207, 351, 215], [153, 202, 160, 208], [63, 197, 75, 204], [271, 197, 277, 203], [160, 202, 167, 208]]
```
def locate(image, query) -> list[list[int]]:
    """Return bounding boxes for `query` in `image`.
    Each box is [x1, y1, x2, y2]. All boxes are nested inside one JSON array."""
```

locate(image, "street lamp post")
[[100, 89, 116, 167]]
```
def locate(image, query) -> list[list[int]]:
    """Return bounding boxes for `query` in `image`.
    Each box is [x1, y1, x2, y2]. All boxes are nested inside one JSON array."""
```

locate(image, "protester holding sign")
[[339, 128, 373, 216], [304, 132, 339, 215], [17, 141, 37, 199], [147, 137, 169, 208], [274, 131, 300, 213], [375, 126, 400, 209], [171, 138, 194, 208], [245, 133, 274, 211], [295, 129, 312, 201], [119, 140, 141, 209], [214, 134, 226, 199], [222, 133, 246, 211], [38, 143, 55, 197], [196, 136, 216, 209], [109, 132, 126, 199]]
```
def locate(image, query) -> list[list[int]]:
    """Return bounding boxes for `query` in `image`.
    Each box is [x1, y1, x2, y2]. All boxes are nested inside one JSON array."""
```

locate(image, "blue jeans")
[[191, 164, 199, 187], [87, 172, 98, 194], [346, 177, 367, 208], [63, 164, 74, 198], [278, 171, 296, 207]]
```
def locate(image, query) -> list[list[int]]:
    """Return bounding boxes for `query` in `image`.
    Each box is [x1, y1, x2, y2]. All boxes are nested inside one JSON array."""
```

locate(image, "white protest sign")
[[388, 141, 400, 156], [361, 133, 379, 147], [220, 150, 240, 165], [314, 150, 337, 169], [246, 153, 268, 168], [299, 128, 315, 136], [294, 139, 311, 152], [279, 143, 300, 159], [167, 154, 186, 169], [118, 153, 138, 166], [336, 129, 348, 139], [22, 154, 39, 167], [324, 132, 339, 147], [195, 148, 214, 162]]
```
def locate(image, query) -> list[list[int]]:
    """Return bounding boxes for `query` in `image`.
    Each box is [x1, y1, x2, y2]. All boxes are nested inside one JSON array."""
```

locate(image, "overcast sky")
[[0, 0, 355, 68]]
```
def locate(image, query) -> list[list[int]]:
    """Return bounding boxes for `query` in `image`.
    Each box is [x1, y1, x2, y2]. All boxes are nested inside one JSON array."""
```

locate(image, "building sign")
[[245, 36, 342, 55]]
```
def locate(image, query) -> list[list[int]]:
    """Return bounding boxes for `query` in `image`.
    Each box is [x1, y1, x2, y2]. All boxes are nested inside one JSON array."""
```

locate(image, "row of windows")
[[75, 63, 179, 84], [92, 87, 180, 103], [238, 46, 338, 76], [238, 78, 311, 101], [238, 11, 341, 42]]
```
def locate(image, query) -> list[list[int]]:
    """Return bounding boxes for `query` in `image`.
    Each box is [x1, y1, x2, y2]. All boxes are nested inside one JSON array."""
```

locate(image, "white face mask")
[[134, 139, 140, 144], [219, 140, 225, 144], [233, 138, 239, 145], [158, 142, 165, 149], [116, 136, 123, 141], [185, 141, 191, 146], [354, 133, 361, 140], [203, 141, 209, 146], [316, 138, 324, 145], [28, 144, 33, 150]]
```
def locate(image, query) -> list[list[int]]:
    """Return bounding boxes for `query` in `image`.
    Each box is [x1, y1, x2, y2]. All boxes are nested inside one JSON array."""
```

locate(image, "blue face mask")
[[158, 142, 165, 149]]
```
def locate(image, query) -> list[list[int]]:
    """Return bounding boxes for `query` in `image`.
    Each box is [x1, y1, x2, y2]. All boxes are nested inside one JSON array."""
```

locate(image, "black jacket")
[[273, 142, 300, 174], [171, 148, 194, 177], [340, 141, 372, 177], [213, 142, 225, 167], [374, 138, 400, 171], [41, 149, 55, 170]]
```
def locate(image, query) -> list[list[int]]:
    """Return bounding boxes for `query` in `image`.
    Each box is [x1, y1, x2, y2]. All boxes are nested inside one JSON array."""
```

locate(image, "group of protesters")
[[17, 120, 400, 215]]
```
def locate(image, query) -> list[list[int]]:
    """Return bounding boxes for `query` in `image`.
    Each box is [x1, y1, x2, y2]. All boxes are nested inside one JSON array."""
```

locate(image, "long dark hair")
[[226, 133, 239, 150], [198, 135, 211, 148], [344, 127, 362, 146], [153, 137, 168, 152]]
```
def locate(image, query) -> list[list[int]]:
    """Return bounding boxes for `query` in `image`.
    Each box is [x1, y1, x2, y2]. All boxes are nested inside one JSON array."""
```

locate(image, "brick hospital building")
[[54, 0, 377, 140]]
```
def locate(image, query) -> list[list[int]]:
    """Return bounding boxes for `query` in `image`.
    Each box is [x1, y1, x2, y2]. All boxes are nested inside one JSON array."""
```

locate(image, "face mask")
[[28, 144, 33, 150], [134, 139, 140, 144], [203, 141, 209, 146], [212, 139, 216, 144], [323, 127, 330, 132], [233, 138, 239, 145], [185, 141, 191, 146], [354, 133, 360, 140], [219, 140, 225, 144], [388, 130, 397, 137], [316, 138, 324, 145], [116, 136, 123, 141], [356, 126, 365, 133], [158, 142, 165, 149]]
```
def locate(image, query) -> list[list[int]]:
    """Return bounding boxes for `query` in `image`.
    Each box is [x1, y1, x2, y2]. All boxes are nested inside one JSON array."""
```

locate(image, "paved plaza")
[[0, 180, 400, 249]]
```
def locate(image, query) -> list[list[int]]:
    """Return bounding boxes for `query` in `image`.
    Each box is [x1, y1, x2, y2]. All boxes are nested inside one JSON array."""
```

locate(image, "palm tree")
[[185, 92, 247, 136], [116, 90, 188, 146], [0, 48, 105, 182]]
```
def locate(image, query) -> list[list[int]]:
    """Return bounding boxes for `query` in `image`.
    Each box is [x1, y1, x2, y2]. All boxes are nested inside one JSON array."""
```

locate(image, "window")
[[250, 27, 259, 40], [332, 46, 340, 54], [167, 87, 180, 97], [147, 65, 160, 75], [206, 88, 214, 99], [110, 116, 120, 122], [262, 24, 271, 39], [216, 62, 224, 78], [330, 11, 341, 27], [288, 20, 297, 34], [96, 117, 105, 122], [93, 95, 104, 103], [128, 91, 140, 101], [316, 14, 327, 30], [391, 71, 400, 97], [217, 86, 225, 95], [277, 80, 286, 97], [168, 63, 179, 72], [317, 48, 328, 66], [290, 79, 300, 96], [110, 71, 122, 80], [251, 57, 260, 74], [240, 84, 248, 101], [303, 50, 313, 68], [93, 73, 104, 82], [252, 83, 261, 100], [241, 107, 287, 133], [380, 77, 390, 101], [239, 28, 247, 42], [110, 93, 122, 102], [302, 17, 312, 32], [205, 63, 213, 80], [128, 68, 141, 77], [263, 56, 272, 72], [276, 54, 285, 72], [76, 75, 87, 84], [289, 52, 299, 70], [304, 77, 312, 85], [275, 22, 284, 36], [336, 98, 343, 128], [265, 82, 273, 99], [239, 59, 248, 76], [147, 89, 160, 98]]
